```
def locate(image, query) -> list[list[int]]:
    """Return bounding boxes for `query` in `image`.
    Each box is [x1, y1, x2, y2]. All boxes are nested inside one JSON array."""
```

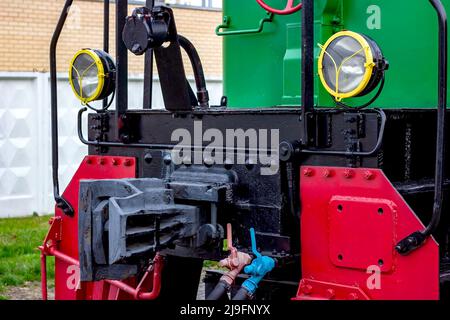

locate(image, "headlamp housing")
[[69, 49, 116, 104], [318, 31, 388, 102]]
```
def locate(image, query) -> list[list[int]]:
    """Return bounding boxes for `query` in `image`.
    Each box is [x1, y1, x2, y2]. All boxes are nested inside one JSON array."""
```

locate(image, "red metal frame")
[[38, 155, 164, 300], [294, 166, 439, 300]]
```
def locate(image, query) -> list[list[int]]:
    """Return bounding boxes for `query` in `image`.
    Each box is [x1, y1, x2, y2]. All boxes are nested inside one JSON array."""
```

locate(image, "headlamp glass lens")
[[322, 36, 366, 94], [71, 53, 100, 100]]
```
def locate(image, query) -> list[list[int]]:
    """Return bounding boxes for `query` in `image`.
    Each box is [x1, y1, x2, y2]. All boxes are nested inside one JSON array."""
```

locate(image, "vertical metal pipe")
[[426, 0, 447, 237], [116, 0, 129, 136], [40, 252, 48, 300], [50, 0, 74, 214], [396, 0, 447, 255], [102, 0, 110, 110], [301, 0, 314, 146], [143, 0, 155, 109]]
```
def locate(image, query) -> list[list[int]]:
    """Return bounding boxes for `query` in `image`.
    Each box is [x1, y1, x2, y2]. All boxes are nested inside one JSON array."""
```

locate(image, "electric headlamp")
[[69, 49, 116, 104], [318, 31, 388, 102]]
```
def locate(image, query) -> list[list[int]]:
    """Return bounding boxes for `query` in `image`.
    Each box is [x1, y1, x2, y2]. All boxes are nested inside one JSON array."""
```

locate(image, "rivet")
[[144, 153, 153, 164], [343, 169, 354, 179], [85, 158, 92, 164], [98, 158, 106, 165], [303, 168, 314, 177], [364, 170, 375, 180], [322, 169, 334, 178], [124, 159, 133, 167], [224, 158, 233, 170], [163, 155, 172, 166], [245, 157, 256, 170], [204, 157, 214, 168], [347, 293, 359, 300], [183, 156, 192, 166], [302, 284, 313, 294], [326, 289, 335, 299]]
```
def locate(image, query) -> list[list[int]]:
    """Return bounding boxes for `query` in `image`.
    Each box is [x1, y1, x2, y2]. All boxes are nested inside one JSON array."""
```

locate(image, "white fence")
[[0, 72, 223, 217]]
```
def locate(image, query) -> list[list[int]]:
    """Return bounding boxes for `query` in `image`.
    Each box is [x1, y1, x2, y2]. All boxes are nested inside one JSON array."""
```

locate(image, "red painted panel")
[[295, 166, 439, 300], [54, 156, 136, 300], [328, 196, 395, 272]]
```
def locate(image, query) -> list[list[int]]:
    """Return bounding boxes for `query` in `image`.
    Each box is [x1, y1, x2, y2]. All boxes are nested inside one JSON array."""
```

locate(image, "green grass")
[[0, 215, 54, 293]]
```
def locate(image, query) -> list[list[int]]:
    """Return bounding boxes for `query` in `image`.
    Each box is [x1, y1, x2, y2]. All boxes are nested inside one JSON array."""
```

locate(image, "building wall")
[[0, 1, 224, 217], [0, 0, 223, 76]]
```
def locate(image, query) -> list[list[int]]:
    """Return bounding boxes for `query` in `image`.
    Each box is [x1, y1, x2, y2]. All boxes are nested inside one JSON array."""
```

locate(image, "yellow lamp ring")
[[69, 49, 116, 104], [318, 30, 387, 102]]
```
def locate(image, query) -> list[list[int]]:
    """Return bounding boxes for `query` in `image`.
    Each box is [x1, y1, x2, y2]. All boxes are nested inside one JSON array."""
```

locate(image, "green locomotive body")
[[222, 0, 450, 108]]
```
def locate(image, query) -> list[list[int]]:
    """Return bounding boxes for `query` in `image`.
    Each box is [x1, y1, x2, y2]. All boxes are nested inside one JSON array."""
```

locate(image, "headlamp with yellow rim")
[[318, 30, 388, 103], [69, 49, 116, 105]]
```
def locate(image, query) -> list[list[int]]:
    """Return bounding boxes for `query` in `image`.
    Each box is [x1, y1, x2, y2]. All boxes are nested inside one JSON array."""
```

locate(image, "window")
[[165, 0, 221, 9], [132, 0, 222, 9]]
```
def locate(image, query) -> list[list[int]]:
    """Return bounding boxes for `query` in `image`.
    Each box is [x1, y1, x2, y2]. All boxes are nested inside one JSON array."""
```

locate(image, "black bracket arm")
[[122, 5, 193, 112]]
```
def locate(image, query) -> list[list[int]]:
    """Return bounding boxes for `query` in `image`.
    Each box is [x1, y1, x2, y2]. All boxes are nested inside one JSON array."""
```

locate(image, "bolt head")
[[322, 169, 334, 178], [326, 289, 335, 299], [245, 157, 256, 170], [183, 156, 192, 166], [163, 155, 172, 166], [302, 284, 313, 294], [348, 293, 359, 300], [303, 168, 314, 177], [224, 158, 233, 170], [144, 153, 153, 164], [343, 169, 354, 179], [364, 170, 375, 180], [204, 157, 214, 167]]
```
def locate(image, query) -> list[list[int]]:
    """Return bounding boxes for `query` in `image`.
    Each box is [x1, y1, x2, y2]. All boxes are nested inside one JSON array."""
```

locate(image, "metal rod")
[[301, 0, 314, 146], [50, 0, 74, 215], [215, 12, 274, 36], [40, 251, 48, 300], [42, 245, 163, 300], [426, 0, 448, 237], [78, 107, 278, 153], [137, 255, 164, 300], [103, 0, 110, 110], [116, 0, 129, 138], [396, 0, 447, 255], [143, 0, 155, 109], [78, 106, 384, 157]]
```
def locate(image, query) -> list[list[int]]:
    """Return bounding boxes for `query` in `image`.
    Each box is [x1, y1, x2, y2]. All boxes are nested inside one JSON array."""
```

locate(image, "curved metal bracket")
[[215, 12, 274, 36]]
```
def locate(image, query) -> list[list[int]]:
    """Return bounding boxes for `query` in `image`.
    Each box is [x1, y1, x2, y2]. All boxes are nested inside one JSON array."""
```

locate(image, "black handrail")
[[143, 0, 155, 109], [116, 0, 128, 140], [102, 0, 110, 110], [50, 0, 112, 216], [77, 107, 272, 154], [396, 0, 447, 255], [50, 0, 75, 216], [301, 0, 314, 146]]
